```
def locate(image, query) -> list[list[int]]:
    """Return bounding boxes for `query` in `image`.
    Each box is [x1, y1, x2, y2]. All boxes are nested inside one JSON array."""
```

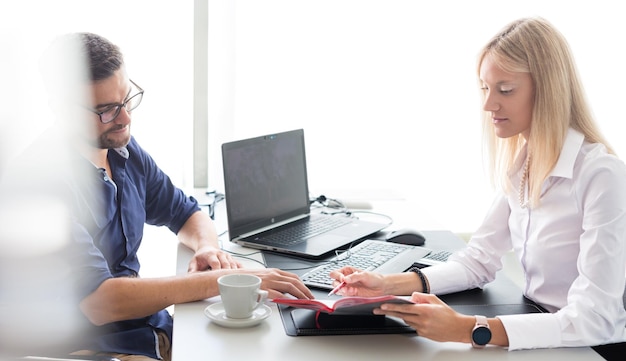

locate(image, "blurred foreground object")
[[0, 30, 93, 357]]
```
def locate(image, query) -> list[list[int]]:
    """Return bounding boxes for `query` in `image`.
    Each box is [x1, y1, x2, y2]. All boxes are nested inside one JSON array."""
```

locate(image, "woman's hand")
[[328, 266, 388, 297], [373, 292, 475, 343]]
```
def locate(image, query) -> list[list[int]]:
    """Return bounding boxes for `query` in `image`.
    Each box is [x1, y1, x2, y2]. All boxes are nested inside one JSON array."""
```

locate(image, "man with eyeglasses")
[[85, 79, 143, 126], [17, 32, 314, 361]]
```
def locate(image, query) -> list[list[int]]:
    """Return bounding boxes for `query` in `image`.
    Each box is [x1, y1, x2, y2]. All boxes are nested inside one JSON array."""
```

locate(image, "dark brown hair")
[[78, 32, 124, 82]]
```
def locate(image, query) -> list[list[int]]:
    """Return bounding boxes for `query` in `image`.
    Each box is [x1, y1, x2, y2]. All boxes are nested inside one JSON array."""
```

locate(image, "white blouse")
[[423, 128, 626, 350]]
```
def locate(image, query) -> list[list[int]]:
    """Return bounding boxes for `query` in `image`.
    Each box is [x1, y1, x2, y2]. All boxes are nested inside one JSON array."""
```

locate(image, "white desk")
[[171, 199, 604, 360]]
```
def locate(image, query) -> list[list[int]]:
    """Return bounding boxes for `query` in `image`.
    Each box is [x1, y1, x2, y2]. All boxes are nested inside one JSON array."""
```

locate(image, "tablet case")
[[278, 305, 415, 336], [277, 302, 544, 336]]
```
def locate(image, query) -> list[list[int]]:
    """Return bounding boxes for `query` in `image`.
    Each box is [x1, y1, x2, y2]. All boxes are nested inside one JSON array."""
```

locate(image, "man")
[[31, 32, 313, 361]]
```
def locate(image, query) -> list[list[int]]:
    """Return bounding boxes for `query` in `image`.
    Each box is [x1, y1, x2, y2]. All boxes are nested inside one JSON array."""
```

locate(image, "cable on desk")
[[310, 194, 394, 227], [320, 209, 394, 227], [309, 194, 346, 210], [214, 228, 268, 267], [222, 248, 267, 267], [218, 233, 267, 267], [277, 241, 360, 272], [195, 190, 225, 220]]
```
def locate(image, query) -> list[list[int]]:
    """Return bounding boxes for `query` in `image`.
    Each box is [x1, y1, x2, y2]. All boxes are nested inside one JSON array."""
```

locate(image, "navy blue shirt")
[[68, 136, 200, 358]]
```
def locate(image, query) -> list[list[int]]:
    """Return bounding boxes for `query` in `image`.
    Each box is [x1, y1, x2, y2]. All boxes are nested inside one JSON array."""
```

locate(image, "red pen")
[[327, 281, 346, 296]]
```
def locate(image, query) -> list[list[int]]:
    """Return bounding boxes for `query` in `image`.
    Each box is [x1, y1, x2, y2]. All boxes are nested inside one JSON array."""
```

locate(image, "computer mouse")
[[385, 228, 426, 246]]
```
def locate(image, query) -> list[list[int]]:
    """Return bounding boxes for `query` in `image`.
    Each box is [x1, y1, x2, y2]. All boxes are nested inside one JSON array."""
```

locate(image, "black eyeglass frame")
[[86, 79, 144, 124]]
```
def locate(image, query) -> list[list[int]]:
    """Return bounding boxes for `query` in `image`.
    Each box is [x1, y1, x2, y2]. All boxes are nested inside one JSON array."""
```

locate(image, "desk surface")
[[171, 199, 604, 360]]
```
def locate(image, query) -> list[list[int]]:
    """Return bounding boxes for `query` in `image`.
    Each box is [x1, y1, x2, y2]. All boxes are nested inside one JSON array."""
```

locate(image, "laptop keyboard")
[[258, 216, 352, 246], [301, 240, 452, 290]]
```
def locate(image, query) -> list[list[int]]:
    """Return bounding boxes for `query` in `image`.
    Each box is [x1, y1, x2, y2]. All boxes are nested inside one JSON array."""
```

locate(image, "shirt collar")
[[510, 127, 584, 179], [550, 128, 584, 179], [86, 146, 129, 170], [113, 146, 129, 159]]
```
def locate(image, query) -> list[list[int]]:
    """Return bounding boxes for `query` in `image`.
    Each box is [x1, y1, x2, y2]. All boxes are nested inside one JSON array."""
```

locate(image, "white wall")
[[1, 0, 194, 189], [2, 1, 625, 235], [207, 0, 626, 233]]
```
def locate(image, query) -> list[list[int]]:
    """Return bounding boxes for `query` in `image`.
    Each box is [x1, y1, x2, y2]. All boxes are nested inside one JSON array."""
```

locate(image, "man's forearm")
[[79, 271, 225, 325], [177, 210, 219, 251]]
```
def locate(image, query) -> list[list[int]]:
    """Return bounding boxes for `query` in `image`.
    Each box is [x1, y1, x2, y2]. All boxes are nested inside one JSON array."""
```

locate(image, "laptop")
[[221, 129, 387, 258]]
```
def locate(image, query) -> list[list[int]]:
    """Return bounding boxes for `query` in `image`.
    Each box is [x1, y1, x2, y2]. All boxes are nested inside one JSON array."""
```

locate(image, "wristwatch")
[[471, 315, 492, 348]]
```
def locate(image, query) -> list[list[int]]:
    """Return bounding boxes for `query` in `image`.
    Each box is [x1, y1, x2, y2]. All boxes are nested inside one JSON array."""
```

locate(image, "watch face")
[[473, 326, 492, 345]]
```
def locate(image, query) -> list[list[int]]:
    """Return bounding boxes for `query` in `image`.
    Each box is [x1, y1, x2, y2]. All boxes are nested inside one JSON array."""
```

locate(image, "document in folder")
[[272, 295, 412, 315]]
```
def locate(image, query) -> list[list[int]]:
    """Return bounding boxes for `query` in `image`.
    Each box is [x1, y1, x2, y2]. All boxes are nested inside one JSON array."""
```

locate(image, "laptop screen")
[[222, 129, 311, 238]]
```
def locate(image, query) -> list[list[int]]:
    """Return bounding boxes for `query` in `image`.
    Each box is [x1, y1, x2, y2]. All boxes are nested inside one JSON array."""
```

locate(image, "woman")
[[330, 17, 626, 351]]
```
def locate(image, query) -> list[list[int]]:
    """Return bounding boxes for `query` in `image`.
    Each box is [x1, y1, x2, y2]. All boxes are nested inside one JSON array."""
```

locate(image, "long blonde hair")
[[477, 17, 614, 207]]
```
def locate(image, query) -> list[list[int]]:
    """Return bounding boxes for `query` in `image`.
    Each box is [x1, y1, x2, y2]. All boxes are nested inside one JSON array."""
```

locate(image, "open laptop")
[[221, 129, 387, 258]]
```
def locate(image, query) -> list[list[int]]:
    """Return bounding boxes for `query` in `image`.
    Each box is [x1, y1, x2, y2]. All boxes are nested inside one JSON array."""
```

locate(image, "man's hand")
[[188, 245, 242, 272], [252, 268, 315, 300]]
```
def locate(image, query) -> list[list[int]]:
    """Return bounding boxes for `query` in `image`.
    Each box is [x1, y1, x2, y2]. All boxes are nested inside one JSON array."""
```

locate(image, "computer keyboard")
[[300, 239, 452, 290], [256, 216, 351, 247], [415, 249, 453, 266]]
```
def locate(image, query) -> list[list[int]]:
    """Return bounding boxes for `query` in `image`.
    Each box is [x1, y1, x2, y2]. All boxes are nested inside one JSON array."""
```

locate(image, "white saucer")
[[204, 302, 272, 328]]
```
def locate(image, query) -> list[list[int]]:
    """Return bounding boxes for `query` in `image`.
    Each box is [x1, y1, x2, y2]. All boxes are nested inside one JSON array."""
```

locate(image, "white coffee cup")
[[218, 274, 269, 319]]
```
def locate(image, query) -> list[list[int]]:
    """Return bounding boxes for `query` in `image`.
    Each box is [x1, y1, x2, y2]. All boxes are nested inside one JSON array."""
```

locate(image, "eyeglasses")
[[86, 79, 144, 124]]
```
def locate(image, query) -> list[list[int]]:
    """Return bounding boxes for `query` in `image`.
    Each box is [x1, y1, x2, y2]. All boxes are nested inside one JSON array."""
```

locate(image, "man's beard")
[[97, 125, 131, 149]]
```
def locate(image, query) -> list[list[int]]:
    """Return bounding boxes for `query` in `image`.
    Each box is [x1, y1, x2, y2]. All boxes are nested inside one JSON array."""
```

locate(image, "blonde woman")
[[330, 17, 626, 354]]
